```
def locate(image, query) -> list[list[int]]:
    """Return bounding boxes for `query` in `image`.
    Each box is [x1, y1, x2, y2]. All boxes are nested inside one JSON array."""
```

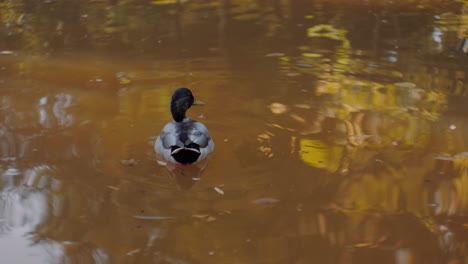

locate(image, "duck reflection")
[[159, 158, 209, 190]]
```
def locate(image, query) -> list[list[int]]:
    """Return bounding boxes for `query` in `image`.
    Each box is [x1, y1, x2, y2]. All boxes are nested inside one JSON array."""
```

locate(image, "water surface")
[[0, 0, 467, 263]]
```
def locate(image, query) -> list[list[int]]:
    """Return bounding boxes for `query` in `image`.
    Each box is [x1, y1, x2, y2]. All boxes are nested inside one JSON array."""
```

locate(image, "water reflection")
[[0, 0, 468, 263], [159, 159, 209, 190]]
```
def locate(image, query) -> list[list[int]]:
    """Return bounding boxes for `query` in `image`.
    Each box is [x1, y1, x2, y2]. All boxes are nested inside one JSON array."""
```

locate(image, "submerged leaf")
[[252, 198, 280, 204], [265, 52, 285, 57], [121, 159, 138, 166]]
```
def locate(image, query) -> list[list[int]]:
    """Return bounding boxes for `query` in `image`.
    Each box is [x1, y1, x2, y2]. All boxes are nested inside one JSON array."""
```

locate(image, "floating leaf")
[[302, 53, 322, 58], [127, 248, 141, 256], [214, 187, 224, 195], [354, 243, 372, 248], [433, 155, 455, 161], [265, 52, 285, 57], [119, 79, 131, 85], [192, 214, 210, 219], [106, 185, 119, 191], [192, 214, 216, 222], [252, 198, 280, 204], [270, 103, 288, 114], [156, 160, 167, 166], [206, 216, 217, 222]]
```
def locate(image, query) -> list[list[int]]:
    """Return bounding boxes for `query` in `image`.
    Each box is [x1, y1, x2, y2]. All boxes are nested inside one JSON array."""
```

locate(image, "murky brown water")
[[0, 0, 468, 263]]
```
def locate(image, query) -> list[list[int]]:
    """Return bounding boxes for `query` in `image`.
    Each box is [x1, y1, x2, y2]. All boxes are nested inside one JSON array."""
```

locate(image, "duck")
[[155, 88, 214, 165]]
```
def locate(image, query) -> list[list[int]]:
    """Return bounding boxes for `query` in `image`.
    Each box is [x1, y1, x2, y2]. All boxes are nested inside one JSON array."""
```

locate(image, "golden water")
[[0, 0, 467, 263]]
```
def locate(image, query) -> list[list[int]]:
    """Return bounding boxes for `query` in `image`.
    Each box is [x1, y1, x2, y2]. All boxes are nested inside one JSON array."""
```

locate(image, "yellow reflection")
[[299, 138, 343, 171]]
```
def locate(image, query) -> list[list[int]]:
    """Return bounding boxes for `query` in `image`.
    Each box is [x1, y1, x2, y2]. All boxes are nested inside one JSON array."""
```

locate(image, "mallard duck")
[[155, 88, 214, 165]]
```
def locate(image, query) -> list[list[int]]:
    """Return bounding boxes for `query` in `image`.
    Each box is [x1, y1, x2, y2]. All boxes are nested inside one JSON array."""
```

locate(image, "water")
[[0, 0, 467, 263]]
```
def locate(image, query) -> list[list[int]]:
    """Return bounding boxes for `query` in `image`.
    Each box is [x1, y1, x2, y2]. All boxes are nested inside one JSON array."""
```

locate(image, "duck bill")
[[192, 100, 205, 106]]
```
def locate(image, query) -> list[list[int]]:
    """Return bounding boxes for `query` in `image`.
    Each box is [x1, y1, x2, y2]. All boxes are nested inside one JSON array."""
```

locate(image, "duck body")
[[155, 88, 214, 165]]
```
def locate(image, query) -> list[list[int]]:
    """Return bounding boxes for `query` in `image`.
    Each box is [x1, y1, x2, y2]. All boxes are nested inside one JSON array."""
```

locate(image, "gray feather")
[[155, 118, 214, 164]]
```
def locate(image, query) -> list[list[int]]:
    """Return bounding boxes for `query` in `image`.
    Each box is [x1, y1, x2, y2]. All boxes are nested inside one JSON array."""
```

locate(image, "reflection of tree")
[[1, 0, 468, 262]]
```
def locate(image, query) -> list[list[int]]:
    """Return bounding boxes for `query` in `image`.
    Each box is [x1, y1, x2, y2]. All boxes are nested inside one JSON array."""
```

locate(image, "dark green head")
[[170, 88, 195, 122]]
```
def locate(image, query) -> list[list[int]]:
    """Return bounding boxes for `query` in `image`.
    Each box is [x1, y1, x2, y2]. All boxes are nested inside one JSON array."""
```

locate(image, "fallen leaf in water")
[[106, 185, 119, 191], [214, 187, 224, 195], [257, 133, 271, 140], [354, 243, 372, 248], [127, 248, 141, 256], [270, 103, 288, 114], [133, 215, 175, 220], [265, 52, 285, 57], [206, 216, 216, 222], [252, 198, 280, 204], [463, 223, 468, 227], [156, 160, 167, 166], [119, 79, 131, 85], [121, 159, 138, 166], [192, 214, 217, 222], [433, 155, 454, 161], [302, 53, 322, 58], [192, 214, 210, 219]]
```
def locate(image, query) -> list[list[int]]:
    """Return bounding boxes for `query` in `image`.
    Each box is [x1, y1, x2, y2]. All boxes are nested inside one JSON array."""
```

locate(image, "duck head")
[[169, 88, 190, 122]]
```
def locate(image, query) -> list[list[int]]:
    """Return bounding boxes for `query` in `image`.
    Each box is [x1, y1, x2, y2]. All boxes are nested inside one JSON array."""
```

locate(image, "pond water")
[[0, 0, 468, 263]]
